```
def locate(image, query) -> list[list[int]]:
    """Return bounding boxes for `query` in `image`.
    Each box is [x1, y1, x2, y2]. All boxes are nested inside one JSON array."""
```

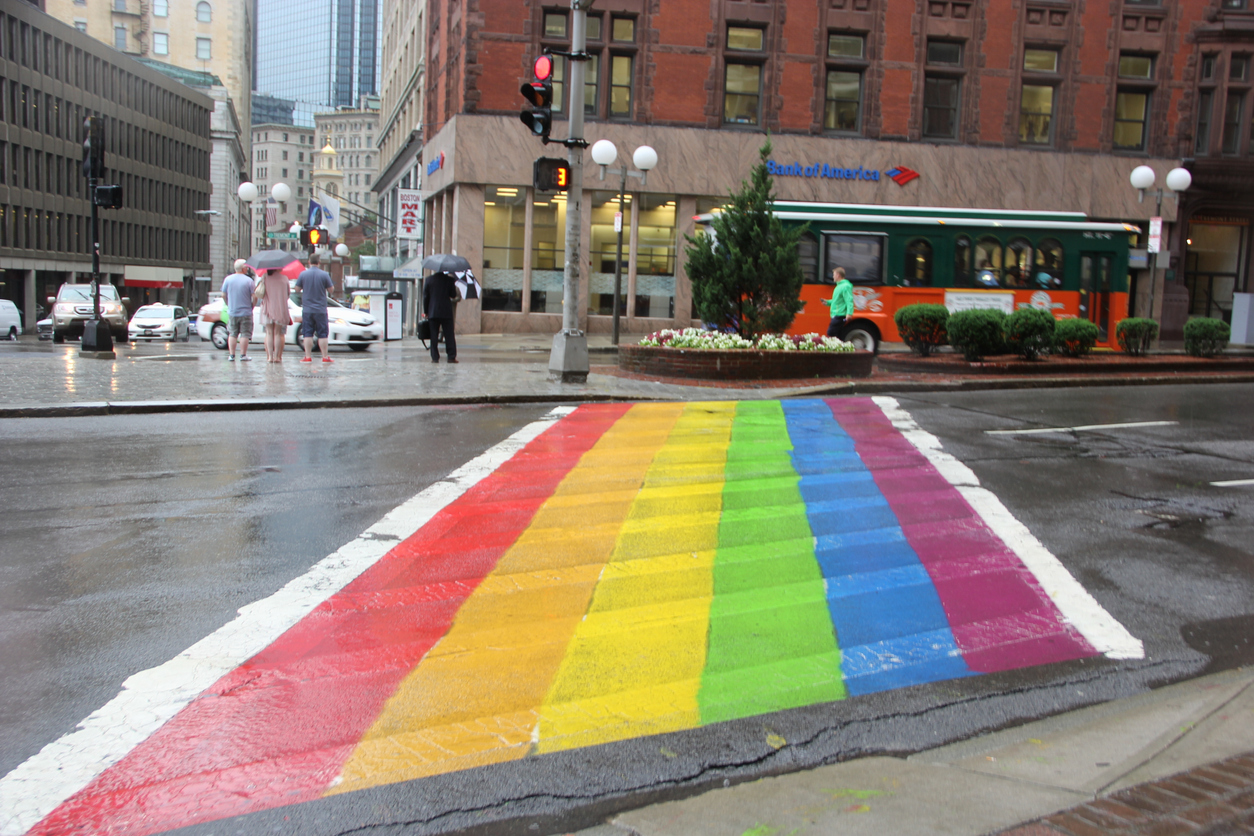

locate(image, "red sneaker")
[[300, 357, 312, 363], [322, 357, 334, 363]]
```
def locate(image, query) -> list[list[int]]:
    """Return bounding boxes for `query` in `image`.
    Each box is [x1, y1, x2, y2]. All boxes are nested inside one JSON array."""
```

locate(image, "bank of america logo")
[[886, 166, 920, 186]]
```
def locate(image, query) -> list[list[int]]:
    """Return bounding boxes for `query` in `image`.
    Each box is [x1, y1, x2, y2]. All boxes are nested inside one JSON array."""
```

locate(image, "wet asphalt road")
[[1, 384, 1252, 836]]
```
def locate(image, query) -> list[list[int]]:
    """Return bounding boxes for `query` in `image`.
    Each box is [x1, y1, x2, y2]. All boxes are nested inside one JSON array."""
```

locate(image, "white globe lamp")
[[1129, 165, 1156, 190], [335, 243, 350, 257], [590, 139, 618, 167], [1165, 167, 1192, 193], [237, 181, 259, 203], [632, 145, 658, 171], [272, 182, 292, 203]]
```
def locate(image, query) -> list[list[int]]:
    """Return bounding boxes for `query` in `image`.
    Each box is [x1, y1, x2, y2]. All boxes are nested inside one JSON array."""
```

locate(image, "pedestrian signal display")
[[301, 227, 328, 248], [533, 158, 570, 192], [519, 55, 554, 142]]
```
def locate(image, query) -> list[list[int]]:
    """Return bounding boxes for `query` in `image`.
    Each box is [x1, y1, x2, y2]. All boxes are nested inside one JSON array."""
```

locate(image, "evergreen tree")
[[683, 139, 806, 338]]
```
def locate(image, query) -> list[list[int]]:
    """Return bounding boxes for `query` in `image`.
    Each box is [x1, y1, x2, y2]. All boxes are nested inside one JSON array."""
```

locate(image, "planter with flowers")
[[619, 328, 872, 380]]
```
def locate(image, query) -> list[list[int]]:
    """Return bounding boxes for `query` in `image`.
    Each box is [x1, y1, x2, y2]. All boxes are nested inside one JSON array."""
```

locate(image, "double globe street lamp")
[[589, 140, 658, 345], [1128, 165, 1191, 320]]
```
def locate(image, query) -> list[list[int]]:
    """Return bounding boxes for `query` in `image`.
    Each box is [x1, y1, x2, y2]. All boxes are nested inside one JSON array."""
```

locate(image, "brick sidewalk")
[[1000, 752, 1254, 836]]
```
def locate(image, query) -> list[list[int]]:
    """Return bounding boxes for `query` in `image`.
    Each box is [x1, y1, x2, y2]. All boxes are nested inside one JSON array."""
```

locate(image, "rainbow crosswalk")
[[5, 397, 1141, 836]]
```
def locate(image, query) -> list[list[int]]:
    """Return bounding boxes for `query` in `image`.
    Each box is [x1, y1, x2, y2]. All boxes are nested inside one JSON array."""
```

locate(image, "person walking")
[[295, 253, 334, 363], [423, 270, 458, 364], [258, 268, 291, 363], [825, 267, 854, 338], [220, 259, 256, 361]]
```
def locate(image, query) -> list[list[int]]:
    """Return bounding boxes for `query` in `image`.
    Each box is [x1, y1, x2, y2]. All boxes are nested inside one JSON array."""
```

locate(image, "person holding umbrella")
[[257, 268, 292, 363], [423, 270, 459, 363]]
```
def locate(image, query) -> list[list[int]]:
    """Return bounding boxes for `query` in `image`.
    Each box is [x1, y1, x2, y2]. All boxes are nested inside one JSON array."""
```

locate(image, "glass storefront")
[[482, 186, 526, 311], [531, 191, 567, 313], [634, 194, 677, 318], [1184, 218, 1248, 321]]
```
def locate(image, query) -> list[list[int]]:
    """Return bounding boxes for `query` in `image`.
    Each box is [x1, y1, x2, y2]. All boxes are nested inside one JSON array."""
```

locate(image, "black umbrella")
[[246, 250, 300, 271], [422, 253, 471, 274]]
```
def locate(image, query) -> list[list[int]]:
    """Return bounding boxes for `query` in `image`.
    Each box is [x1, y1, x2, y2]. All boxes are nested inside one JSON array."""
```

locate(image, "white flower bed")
[[639, 328, 854, 352]]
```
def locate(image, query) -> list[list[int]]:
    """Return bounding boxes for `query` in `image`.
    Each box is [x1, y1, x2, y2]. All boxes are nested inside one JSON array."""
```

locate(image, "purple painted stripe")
[[825, 399, 1097, 672]]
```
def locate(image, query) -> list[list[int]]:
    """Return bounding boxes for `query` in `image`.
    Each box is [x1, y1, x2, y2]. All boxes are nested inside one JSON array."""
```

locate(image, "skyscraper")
[[255, 0, 380, 126]]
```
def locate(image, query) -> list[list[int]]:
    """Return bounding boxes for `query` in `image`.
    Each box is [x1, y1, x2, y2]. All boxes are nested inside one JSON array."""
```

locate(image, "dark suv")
[[49, 284, 129, 343]]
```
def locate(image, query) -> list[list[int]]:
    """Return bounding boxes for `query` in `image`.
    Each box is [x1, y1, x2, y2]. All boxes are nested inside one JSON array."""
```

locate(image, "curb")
[[1, 372, 1250, 419]]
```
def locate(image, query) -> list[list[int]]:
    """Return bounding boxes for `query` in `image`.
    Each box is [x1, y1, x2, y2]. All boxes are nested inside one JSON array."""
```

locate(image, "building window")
[[610, 54, 632, 117], [728, 26, 764, 51], [114, 26, 128, 52], [586, 14, 602, 41], [74, 19, 87, 33], [196, 2, 212, 23], [1231, 56, 1250, 82], [153, 33, 168, 56], [114, 0, 126, 11], [1196, 89, 1214, 154], [924, 40, 964, 139], [1114, 91, 1150, 150], [544, 12, 567, 38], [582, 53, 599, 116], [825, 71, 861, 132], [1020, 85, 1054, 144], [1119, 54, 1155, 80], [1222, 92, 1245, 154], [195, 38, 211, 60], [724, 64, 761, 125], [154, 0, 168, 15], [1201, 55, 1217, 80], [611, 17, 635, 43], [828, 33, 864, 58]]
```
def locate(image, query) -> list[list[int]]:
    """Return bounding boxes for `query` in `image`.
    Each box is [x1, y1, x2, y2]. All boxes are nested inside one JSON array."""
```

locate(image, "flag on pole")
[[320, 192, 341, 237], [307, 198, 323, 228], [265, 197, 277, 228]]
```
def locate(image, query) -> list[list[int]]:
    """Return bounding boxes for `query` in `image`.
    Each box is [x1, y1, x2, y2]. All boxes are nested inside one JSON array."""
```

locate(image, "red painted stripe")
[[31, 404, 630, 836], [825, 399, 1096, 672]]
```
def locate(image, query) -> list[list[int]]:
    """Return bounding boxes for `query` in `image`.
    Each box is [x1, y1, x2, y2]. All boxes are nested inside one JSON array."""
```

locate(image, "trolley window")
[[975, 236, 1002, 287], [1004, 237, 1033, 287], [798, 231, 820, 285], [824, 232, 884, 284], [1034, 238, 1063, 288], [904, 238, 933, 286], [954, 234, 973, 287]]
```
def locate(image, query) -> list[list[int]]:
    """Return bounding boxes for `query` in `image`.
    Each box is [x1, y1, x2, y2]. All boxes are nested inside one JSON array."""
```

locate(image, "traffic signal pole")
[[81, 116, 114, 357], [548, 0, 591, 383]]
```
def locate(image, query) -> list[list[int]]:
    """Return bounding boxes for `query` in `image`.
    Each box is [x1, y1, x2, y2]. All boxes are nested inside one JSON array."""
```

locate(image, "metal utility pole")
[[80, 115, 113, 357], [548, 0, 592, 383]]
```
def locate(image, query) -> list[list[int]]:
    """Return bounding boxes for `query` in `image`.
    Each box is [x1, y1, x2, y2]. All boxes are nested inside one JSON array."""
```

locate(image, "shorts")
[[228, 316, 254, 340], [302, 311, 329, 339]]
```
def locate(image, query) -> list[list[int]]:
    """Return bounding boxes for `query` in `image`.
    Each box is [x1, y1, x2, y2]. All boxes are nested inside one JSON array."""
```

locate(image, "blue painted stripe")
[[782, 399, 972, 696]]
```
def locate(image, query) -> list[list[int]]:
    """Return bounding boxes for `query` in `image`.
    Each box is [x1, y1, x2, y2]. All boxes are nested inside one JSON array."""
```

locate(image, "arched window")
[[954, 234, 972, 287], [974, 236, 1002, 286], [1004, 237, 1033, 287], [1034, 238, 1064, 288], [196, 2, 211, 22], [904, 238, 933, 286], [797, 231, 820, 285]]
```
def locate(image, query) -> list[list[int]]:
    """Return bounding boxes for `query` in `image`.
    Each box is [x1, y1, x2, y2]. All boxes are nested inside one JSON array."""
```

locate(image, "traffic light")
[[534, 158, 570, 192], [300, 226, 328, 248], [519, 54, 554, 142], [82, 116, 104, 179]]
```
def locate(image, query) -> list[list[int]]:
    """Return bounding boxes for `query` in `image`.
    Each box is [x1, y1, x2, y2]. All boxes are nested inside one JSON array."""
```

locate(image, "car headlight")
[[55, 303, 75, 314], [102, 303, 123, 315]]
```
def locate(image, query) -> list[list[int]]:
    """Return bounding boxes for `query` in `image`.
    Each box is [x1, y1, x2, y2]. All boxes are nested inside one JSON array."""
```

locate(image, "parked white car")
[[0, 299, 21, 340], [196, 291, 380, 351], [128, 304, 191, 342]]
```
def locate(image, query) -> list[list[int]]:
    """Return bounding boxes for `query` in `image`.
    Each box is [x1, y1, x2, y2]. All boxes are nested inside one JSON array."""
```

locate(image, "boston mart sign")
[[765, 159, 921, 186]]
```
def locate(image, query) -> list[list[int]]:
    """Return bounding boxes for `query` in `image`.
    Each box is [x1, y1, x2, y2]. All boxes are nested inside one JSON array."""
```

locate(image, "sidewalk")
[[0, 334, 1250, 417], [572, 666, 1254, 836]]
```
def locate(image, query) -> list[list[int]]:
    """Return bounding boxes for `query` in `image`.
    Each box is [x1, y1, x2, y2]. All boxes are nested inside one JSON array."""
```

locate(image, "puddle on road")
[[1181, 613, 1254, 673]]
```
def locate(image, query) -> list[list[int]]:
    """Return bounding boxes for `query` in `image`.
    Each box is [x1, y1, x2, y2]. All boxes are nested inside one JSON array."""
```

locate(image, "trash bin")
[[384, 291, 404, 341]]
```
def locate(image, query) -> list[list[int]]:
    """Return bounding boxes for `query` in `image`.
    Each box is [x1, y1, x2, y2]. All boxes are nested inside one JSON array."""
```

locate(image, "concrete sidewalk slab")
[[589, 668, 1254, 836]]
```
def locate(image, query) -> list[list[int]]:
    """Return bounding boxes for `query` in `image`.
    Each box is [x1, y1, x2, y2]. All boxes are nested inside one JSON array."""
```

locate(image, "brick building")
[[415, 0, 1253, 338]]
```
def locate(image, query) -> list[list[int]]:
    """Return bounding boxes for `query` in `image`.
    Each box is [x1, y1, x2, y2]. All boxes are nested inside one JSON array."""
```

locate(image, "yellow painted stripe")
[[327, 403, 685, 794], [535, 401, 736, 754]]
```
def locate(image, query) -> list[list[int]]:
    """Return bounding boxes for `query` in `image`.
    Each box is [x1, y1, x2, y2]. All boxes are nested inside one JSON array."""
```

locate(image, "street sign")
[[267, 232, 300, 239], [1148, 217, 1162, 254]]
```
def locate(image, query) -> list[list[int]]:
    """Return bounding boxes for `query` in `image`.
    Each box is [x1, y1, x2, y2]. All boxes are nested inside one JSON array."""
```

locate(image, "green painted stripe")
[[698, 401, 846, 725]]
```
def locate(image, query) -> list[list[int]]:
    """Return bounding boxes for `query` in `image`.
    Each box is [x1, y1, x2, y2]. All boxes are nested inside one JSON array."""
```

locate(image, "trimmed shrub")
[[1053, 318, 1100, 357], [1004, 307, 1056, 360], [1116, 318, 1159, 356], [894, 303, 950, 357], [1183, 317, 1231, 357], [948, 308, 1007, 362]]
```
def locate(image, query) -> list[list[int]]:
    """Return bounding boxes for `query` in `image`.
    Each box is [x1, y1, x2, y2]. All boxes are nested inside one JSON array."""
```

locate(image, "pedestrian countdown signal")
[[533, 158, 570, 192]]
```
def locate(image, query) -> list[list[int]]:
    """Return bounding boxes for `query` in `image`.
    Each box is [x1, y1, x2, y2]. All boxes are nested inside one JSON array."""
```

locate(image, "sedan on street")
[[197, 291, 380, 351], [128, 304, 191, 342]]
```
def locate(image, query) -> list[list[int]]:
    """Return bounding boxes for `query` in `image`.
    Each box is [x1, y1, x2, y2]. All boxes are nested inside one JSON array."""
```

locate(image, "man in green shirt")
[[825, 267, 854, 337]]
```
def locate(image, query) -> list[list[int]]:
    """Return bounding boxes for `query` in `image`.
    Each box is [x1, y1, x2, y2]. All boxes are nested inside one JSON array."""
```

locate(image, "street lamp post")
[[1129, 165, 1191, 322], [238, 181, 292, 254], [589, 141, 657, 345]]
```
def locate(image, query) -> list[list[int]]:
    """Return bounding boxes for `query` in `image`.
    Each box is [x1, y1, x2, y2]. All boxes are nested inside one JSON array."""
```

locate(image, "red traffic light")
[[532, 54, 553, 81]]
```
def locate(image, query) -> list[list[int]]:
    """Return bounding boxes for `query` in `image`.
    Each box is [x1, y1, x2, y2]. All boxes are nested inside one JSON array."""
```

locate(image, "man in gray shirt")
[[295, 252, 335, 363], [220, 259, 256, 361]]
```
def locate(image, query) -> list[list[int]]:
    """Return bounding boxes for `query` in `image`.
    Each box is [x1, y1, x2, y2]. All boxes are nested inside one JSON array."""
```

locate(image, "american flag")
[[265, 197, 277, 228]]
